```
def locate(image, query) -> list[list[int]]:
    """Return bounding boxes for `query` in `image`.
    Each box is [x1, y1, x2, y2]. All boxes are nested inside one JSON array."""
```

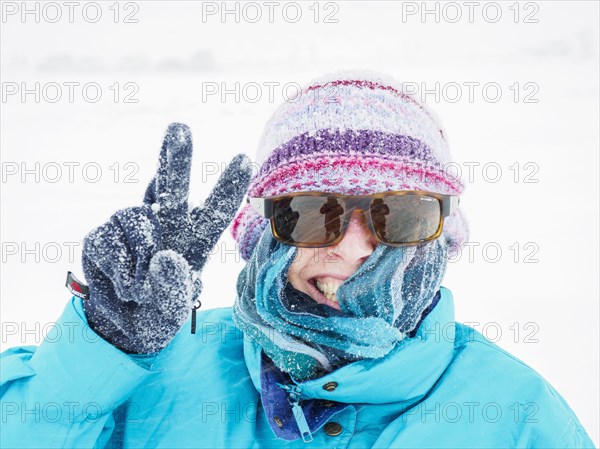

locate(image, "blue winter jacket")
[[1, 286, 595, 448]]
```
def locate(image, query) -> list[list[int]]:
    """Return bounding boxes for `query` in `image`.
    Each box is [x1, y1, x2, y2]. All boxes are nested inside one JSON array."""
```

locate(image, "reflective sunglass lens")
[[372, 195, 442, 244], [273, 196, 345, 245]]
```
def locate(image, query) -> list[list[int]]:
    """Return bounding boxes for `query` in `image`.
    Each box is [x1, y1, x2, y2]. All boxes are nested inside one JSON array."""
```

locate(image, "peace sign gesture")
[[143, 123, 251, 271], [82, 123, 253, 354]]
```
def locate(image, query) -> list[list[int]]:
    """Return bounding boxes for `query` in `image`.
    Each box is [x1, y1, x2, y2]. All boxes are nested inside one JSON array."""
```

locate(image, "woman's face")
[[287, 210, 378, 310]]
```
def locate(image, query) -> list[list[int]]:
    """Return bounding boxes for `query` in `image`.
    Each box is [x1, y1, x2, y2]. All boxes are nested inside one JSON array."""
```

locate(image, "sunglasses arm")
[[443, 196, 461, 218], [247, 197, 272, 219]]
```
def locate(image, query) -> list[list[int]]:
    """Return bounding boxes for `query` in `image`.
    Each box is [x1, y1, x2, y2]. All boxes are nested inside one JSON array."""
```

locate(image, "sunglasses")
[[247, 190, 459, 248]]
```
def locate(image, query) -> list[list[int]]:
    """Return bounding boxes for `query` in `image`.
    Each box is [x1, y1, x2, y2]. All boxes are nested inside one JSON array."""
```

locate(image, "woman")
[[1, 70, 594, 448]]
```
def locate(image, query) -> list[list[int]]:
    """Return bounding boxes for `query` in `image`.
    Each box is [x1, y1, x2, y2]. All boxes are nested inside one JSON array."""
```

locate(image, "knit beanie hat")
[[231, 69, 468, 260]]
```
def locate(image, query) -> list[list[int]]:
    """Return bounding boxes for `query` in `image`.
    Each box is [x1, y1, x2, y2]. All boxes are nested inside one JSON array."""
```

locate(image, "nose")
[[331, 210, 377, 264]]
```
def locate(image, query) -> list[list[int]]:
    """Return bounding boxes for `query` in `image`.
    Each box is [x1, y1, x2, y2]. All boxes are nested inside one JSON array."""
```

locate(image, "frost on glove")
[[81, 123, 252, 354]]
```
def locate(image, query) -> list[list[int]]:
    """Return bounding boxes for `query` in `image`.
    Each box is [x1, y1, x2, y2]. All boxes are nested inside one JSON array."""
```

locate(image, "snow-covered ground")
[[1, 1, 598, 444]]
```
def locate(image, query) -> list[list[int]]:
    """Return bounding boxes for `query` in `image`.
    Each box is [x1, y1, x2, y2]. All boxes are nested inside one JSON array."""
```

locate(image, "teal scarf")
[[233, 228, 448, 382]]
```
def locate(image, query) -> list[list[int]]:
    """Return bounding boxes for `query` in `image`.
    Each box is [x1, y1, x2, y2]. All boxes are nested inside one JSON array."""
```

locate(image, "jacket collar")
[[243, 286, 456, 405]]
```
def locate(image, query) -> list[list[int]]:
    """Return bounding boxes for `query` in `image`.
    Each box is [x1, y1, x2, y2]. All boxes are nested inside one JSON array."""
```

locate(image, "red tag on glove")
[[65, 271, 90, 300]]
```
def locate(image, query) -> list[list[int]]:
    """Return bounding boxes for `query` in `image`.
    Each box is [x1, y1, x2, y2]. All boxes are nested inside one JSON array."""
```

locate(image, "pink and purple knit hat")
[[231, 69, 468, 261]]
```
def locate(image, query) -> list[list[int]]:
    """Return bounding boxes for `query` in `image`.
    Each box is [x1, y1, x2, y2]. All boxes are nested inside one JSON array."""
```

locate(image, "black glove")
[[81, 123, 252, 354]]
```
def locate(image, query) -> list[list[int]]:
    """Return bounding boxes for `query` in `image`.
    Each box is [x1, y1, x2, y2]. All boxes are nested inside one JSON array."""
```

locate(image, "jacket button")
[[322, 400, 336, 407], [324, 422, 343, 436], [273, 416, 283, 428], [322, 381, 338, 392]]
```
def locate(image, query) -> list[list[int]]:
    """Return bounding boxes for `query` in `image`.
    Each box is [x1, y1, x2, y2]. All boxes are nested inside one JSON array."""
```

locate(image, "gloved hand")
[[81, 123, 252, 354]]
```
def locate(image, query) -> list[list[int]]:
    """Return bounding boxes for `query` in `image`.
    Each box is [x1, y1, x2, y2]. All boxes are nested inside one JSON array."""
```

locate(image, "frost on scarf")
[[233, 227, 449, 382]]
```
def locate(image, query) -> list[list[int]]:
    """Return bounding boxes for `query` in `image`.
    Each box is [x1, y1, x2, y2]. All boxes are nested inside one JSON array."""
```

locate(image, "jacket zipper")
[[275, 382, 313, 443]]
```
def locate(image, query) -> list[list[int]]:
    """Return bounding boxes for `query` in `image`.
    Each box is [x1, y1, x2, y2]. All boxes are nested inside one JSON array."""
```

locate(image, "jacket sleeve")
[[0, 296, 155, 449], [534, 379, 597, 449]]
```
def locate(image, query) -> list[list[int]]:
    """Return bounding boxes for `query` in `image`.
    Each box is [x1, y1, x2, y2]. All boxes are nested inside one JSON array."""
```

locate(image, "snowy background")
[[1, 0, 598, 443]]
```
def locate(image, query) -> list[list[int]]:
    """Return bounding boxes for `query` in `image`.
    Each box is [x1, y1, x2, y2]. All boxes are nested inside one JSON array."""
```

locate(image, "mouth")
[[306, 276, 346, 311]]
